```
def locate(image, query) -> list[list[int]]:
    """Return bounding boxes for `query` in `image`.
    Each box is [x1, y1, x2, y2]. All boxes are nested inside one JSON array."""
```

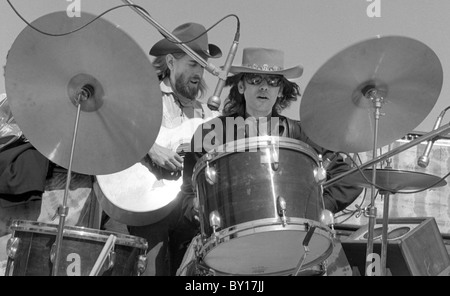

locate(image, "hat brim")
[[229, 65, 303, 79], [150, 39, 222, 58]]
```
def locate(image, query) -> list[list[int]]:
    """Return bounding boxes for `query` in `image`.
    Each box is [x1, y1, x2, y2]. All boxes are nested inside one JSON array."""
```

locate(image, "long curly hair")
[[222, 73, 301, 117]]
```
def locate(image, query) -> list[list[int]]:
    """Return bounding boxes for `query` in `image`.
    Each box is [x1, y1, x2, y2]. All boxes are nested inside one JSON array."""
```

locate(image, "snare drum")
[[4, 220, 148, 276], [192, 136, 333, 275]]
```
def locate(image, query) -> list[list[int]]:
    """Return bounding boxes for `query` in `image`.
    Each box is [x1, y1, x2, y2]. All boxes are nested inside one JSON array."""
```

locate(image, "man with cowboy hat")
[[123, 22, 223, 276], [177, 47, 363, 275]]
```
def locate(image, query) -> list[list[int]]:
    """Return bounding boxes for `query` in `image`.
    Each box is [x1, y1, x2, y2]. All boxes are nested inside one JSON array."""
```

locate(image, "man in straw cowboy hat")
[[122, 22, 223, 276], [177, 47, 363, 275]]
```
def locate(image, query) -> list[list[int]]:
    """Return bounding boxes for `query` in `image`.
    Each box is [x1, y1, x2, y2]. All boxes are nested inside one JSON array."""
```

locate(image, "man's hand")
[[148, 143, 183, 172]]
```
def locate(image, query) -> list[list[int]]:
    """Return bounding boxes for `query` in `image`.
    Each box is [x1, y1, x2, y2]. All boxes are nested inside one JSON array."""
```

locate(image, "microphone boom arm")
[[121, 0, 221, 77], [321, 122, 450, 188]]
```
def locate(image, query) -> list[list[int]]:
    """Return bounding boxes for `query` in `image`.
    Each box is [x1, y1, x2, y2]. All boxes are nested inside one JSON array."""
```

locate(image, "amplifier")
[[340, 217, 450, 276]]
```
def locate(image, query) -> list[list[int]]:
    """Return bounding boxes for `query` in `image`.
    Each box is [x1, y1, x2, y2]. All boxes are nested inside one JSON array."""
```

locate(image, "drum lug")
[[314, 154, 327, 183], [205, 162, 217, 185], [50, 242, 56, 263], [209, 210, 221, 242], [205, 152, 218, 185], [137, 254, 147, 276], [6, 237, 20, 259], [106, 250, 116, 270], [319, 209, 335, 229], [277, 196, 287, 227]]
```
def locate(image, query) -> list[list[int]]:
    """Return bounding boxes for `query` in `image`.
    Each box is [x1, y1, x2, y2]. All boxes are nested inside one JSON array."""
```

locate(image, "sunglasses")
[[244, 73, 283, 87]]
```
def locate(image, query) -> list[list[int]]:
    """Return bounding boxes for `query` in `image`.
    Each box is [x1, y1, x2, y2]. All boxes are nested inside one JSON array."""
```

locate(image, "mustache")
[[190, 74, 202, 81]]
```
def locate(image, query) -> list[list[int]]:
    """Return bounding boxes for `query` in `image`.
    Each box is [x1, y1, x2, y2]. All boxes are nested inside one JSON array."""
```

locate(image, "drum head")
[[200, 221, 333, 275]]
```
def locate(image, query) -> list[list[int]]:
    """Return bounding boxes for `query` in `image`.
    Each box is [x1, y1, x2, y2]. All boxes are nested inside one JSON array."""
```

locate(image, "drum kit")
[[3, 0, 450, 276]]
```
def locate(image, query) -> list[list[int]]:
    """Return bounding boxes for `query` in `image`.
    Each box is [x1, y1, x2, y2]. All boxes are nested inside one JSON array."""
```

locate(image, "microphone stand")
[[321, 122, 450, 188], [121, 0, 222, 78]]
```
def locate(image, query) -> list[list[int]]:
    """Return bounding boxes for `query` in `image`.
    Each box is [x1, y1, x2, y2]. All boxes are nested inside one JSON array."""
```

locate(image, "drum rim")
[[198, 217, 333, 274], [8, 219, 148, 249], [192, 136, 319, 182], [194, 260, 326, 276]]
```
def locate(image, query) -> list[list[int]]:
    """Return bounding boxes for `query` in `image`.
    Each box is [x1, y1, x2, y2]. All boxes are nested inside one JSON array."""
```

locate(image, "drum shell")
[[5, 220, 147, 276], [191, 137, 333, 275], [193, 137, 323, 238]]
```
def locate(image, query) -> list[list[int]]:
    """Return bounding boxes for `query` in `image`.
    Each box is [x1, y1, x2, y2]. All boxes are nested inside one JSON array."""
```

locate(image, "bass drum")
[[192, 136, 334, 276]]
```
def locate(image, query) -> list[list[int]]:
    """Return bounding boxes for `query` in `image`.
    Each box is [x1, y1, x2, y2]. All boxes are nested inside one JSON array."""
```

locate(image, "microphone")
[[207, 31, 240, 111], [418, 110, 446, 168]]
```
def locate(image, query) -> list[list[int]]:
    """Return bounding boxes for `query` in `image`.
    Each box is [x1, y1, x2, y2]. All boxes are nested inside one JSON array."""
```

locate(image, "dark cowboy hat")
[[149, 22, 222, 58], [229, 47, 303, 78]]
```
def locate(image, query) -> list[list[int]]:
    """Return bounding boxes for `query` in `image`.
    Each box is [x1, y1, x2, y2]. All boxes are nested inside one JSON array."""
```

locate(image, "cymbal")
[[5, 12, 162, 175], [341, 168, 447, 192], [300, 36, 443, 153]]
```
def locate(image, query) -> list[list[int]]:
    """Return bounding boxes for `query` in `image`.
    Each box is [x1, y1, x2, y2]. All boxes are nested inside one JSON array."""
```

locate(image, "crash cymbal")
[[5, 11, 162, 175], [341, 168, 447, 192], [300, 36, 443, 153]]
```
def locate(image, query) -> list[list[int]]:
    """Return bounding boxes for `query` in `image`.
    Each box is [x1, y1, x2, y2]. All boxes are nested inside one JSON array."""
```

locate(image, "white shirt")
[[154, 79, 220, 151]]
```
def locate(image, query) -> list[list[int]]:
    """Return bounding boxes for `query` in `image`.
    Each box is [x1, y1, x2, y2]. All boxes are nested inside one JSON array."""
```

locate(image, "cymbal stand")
[[379, 145, 393, 276], [363, 88, 384, 276], [51, 90, 88, 276], [379, 189, 392, 276]]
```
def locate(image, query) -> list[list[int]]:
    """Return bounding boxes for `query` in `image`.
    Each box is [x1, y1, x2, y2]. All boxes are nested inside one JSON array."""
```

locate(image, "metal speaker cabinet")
[[341, 217, 450, 276]]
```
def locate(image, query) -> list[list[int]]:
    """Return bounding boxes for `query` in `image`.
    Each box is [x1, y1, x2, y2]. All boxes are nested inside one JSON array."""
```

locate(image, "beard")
[[174, 72, 203, 100]]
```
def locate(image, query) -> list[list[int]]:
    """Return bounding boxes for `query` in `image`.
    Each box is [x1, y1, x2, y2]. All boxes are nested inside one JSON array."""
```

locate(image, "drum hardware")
[[293, 225, 316, 276], [319, 209, 335, 230], [89, 234, 117, 276], [314, 155, 327, 183], [51, 87, 84, 276], [205, 154, 218, 185], [276, 196, 287, 227], [137, 255, 148, 276], [6, 236, 19, 259], [209, 210, 222, 243]]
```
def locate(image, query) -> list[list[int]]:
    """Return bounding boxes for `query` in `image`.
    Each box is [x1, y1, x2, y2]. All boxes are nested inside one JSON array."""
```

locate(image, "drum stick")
[[89, 234, 117, 276]]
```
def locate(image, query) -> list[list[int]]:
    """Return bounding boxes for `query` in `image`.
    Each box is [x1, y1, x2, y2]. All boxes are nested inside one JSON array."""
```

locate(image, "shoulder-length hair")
[[222, 73, 301, 117], [152, 53, 208, 99]]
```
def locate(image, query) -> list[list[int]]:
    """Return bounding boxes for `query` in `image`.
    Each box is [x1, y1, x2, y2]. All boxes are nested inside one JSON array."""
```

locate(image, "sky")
[[2, 0, 450, 137]]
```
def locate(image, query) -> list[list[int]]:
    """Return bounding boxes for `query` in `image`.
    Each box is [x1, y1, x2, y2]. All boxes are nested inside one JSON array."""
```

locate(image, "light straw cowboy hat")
[[229, 47, 303, 78]]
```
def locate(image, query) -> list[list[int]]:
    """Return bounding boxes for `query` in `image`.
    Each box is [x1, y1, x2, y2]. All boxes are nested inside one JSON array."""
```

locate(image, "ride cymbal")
[[300, 36, 443, 153], [5, 11, 162, 175]]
